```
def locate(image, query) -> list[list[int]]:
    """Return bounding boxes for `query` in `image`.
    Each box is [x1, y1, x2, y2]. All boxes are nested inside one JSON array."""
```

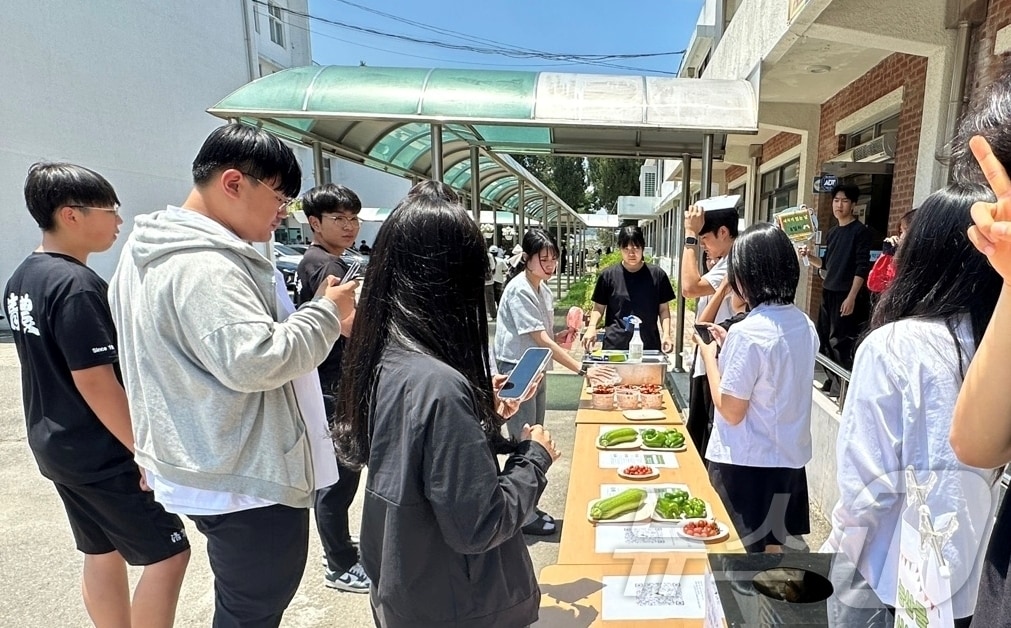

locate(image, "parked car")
[[273, 242, 303, 265], [275, 259, 298, 292]]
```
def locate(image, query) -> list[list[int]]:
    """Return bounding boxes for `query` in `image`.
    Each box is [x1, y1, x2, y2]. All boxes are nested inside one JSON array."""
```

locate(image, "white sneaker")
[[324, 562, 371, 593]]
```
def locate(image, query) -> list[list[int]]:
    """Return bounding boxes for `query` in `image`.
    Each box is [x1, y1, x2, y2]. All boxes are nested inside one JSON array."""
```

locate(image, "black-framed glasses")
[[241, 172, 294, 213], [70, 205, 120, 216], [322, 215, 361, 228]]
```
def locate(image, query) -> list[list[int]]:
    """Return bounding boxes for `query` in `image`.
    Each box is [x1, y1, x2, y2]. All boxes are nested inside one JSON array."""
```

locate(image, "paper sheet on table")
[[594, 484, 705, 553], [601, 574, 707, 621], [598, 451, 678, 468]]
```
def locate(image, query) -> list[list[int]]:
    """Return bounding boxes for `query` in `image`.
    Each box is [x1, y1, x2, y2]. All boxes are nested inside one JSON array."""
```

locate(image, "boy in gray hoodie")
[[109, 124, 357, 627]]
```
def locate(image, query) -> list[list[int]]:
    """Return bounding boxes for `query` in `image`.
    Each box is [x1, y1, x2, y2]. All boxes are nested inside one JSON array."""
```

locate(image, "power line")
[[251, 0, 684, 75]]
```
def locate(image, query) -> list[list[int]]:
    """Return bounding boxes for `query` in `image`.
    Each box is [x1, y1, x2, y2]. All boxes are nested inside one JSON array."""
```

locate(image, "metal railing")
[[815, 353, 852, 412]]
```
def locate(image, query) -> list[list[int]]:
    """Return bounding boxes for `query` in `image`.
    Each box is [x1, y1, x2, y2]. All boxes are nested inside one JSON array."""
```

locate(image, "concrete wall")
[[0, 2, 257, 287], [809, 394, 842, 519]]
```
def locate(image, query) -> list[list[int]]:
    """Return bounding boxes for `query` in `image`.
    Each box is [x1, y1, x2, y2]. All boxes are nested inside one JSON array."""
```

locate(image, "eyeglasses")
[[70, 205, 120, 216], [322, 215, 361, 228], [241, 172, 294, 213]]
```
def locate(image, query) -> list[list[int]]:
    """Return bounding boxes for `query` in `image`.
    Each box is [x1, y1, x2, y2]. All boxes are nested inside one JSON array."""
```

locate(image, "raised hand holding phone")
[[498, 347, 552, 400]]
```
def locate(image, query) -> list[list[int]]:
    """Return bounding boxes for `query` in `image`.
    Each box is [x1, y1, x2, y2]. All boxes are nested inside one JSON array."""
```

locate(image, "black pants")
[[686, 370, 714, 465], [191, 504, 309, 628], [316, 460, 362, 572], [817, 288, 869, 382]]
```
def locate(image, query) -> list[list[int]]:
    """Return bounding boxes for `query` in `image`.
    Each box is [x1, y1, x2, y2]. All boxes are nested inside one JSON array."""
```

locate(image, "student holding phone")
[[694, 223, 818, 553], [495, 228, 615, 534], [332, 184, 559, 627], [295, 183, 371, 593]]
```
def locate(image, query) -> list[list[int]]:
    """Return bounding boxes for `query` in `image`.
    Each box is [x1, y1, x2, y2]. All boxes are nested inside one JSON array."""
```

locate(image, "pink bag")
[[554, 306, 584, 349]]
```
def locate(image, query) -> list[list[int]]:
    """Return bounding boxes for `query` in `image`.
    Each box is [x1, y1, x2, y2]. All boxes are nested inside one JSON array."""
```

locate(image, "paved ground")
[[0, 323, 828, 627]]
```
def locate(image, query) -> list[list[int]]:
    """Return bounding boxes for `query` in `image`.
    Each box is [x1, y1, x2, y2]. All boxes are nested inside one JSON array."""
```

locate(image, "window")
[[846, 114, 899, 149], [268, 2, 285, 47], [729, 184, 746, 220], [759, 159, 800, 222]]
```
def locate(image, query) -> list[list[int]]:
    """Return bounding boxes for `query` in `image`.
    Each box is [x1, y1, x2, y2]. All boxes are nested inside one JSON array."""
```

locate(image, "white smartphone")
[[340, 261, 361, 285], [498, 347, 552, 400]]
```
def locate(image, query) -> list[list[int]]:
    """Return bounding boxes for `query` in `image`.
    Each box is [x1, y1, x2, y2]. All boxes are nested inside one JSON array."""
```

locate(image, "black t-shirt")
[[821, 220, 871, 293], [296, 244, 350, 391], [590, 263, 676, 351], [3, 253, 134, 484]]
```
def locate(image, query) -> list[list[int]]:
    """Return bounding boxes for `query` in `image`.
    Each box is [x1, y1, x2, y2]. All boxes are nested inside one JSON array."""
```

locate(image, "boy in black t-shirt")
[[295, 183, 371, 593], [3, 163, 189, 626], [582, 225, 676, 352], [800, 183, 871, 392]]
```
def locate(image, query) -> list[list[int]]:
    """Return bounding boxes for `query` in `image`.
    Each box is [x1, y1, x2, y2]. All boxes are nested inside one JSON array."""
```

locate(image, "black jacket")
[[362, 345, 553, 628]]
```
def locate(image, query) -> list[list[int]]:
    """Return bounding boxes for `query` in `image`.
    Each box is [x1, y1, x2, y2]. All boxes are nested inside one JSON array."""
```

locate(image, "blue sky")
[[305, 0, 705, 76]]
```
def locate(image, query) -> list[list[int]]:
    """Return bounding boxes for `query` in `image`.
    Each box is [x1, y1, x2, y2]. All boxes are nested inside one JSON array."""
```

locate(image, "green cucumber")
[[591, 488, 647, 520], [598, 427, 638, 447]]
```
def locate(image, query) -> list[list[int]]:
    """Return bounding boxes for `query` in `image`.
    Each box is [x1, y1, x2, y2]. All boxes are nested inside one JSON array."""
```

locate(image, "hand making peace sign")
[[968, 135, 1011, 282]]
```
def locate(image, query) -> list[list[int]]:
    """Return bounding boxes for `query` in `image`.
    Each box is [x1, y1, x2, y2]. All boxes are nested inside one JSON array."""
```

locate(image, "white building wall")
[[0, 1, 258, 288]]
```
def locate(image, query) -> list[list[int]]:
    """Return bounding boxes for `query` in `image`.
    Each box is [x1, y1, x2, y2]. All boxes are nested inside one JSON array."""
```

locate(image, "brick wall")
[[804, 53, 928, 318], [763, 132, 802, 161], [725, 165, 747, 182], [968, 0, 1011, 105]]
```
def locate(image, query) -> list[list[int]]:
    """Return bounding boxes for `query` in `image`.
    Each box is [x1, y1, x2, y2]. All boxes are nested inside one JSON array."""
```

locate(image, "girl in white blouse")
[[696, 223, 818, 553], [826, 185, 1002, 628]]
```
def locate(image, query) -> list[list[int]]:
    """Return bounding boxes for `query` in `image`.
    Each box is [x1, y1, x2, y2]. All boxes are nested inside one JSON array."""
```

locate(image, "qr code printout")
[[600, 575, 707, 621]]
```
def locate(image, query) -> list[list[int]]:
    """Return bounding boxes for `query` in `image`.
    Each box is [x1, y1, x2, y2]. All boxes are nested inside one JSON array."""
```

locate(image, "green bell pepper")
[[640, 428, 667, 448]]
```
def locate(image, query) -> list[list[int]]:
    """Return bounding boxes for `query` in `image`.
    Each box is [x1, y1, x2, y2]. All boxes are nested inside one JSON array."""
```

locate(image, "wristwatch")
[[577, 366, 588, 377], [684, 236, 699, 246]]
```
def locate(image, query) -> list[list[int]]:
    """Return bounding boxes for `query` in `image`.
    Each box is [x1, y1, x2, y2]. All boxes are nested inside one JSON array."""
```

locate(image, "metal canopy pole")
[[469, 147, 480, 223], [518, 182, 526, 236], [558, 204, 566, 295], [431, 124, 444, 182], [674, 153, 692, 373], [312, 141, 325, 186], [699, 134, 714, 275]]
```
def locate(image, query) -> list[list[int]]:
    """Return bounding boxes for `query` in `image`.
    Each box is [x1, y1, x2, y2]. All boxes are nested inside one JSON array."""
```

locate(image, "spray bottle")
[[627, 315, 643, 363]]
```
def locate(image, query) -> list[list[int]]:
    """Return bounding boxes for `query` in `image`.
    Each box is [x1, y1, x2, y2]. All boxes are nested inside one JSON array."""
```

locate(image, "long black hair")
[[871, 184, 1001, 375], [726, 222, 799, 307], [333, 187, 503, 468], [506, 227, 559, 282]]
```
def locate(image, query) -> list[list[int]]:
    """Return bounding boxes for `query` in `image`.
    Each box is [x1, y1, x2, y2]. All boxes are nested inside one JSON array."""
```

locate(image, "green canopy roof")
[[208, 65, 758, 222]]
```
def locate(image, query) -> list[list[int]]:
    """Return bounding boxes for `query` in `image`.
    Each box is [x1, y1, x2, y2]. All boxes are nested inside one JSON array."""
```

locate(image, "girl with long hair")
[[826, 185, 1002, 627], [332, 183, 560, 628], [493, 227, 613, 535]]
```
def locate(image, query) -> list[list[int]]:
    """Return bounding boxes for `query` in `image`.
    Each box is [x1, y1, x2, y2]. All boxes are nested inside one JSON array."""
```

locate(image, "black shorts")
[[53, 470, 190, 565], [708, 461, 810, 553]]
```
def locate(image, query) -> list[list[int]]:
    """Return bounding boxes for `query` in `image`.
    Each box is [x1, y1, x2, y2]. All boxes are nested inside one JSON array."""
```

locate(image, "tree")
[[510, 154, 587, 214], [587, 158, 643, 213]]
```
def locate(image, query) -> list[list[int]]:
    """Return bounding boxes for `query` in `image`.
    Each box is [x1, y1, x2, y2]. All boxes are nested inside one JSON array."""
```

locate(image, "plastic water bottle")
[[628, 321, 643, 363]]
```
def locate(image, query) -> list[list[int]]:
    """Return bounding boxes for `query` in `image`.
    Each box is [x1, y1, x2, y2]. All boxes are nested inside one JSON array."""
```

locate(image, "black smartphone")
[[340, 261, 361, 285], [498, 347, 552, 400], [694, 324, 714, 344]]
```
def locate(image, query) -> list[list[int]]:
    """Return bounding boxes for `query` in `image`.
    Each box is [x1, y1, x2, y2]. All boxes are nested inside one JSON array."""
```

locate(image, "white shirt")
[[148, 207, 339, 515], [692, 257, 734, 377], [705, 303, 818, 468], [823, 318, 999, 615]]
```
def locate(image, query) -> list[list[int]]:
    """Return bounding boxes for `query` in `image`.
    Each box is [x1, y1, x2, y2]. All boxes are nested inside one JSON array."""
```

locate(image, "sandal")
[[522, 515, 556, 536], [536, 508, 555, 525]]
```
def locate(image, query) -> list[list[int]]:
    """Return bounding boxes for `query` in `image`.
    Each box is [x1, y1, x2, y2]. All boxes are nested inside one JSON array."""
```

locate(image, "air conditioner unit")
[[640, 164, 658, 197], [826, 133, 897, 164]]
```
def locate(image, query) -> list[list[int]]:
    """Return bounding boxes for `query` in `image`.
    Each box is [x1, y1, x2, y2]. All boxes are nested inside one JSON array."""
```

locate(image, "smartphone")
[[498, 347, 552, 400], [340, 261, 361, 285], [694, 324, 714, 344]]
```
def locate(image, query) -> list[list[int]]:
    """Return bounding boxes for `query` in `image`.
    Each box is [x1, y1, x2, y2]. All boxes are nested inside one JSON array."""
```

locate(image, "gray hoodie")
[[109, 207, 342, 508]]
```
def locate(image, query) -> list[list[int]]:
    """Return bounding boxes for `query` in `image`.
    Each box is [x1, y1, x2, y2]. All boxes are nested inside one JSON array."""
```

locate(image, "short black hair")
[[24, 162, 119, 231], [698, 208, 739, 238], [727, 222, 799, 307], [830, 183, 860, 203], [192, 123, 301, 198], [301, 184, 362, 220], [617, 225, 645, 249]]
